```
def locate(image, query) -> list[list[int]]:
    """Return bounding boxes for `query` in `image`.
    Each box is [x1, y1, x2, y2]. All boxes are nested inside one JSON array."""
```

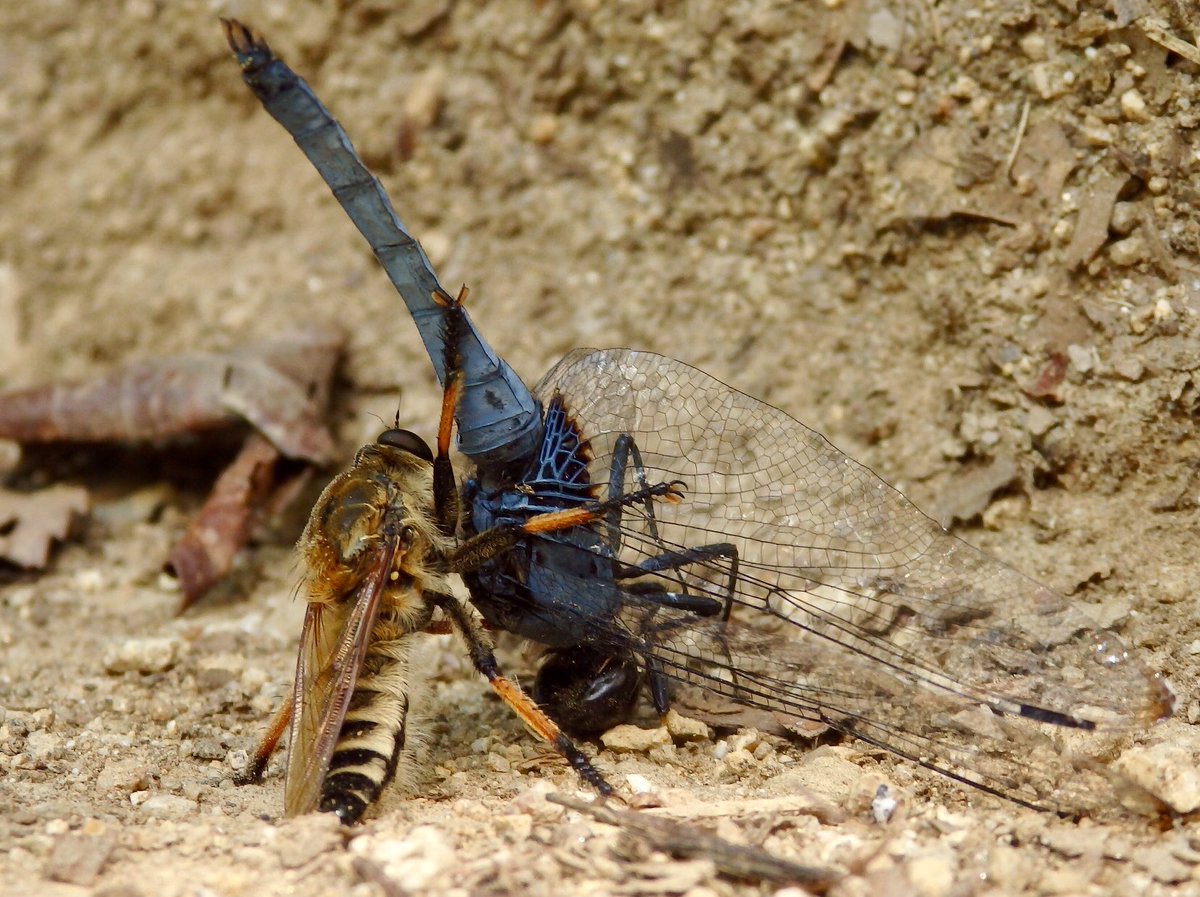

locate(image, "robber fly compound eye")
[[377, 428, 434, 463]]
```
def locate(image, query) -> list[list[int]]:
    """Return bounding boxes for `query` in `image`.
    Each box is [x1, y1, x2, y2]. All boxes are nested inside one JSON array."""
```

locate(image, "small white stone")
[[97, 758, 150, 793], [906, 849, 956, 897], [350, 826, 456, 892], [871, 784, 897, 824], [493, 814, 533, 840], [625, 773, 654, 794], [600, 724, 671, 753], [25, 730, 61, 761], [103, 637, 183, 673], [1109, 236, 1146, 266], [1120, 88, 1150, 122], [663, 709, 711, 742], [1116, 731, 1200, 813], [1066, 344, 1096, 373]]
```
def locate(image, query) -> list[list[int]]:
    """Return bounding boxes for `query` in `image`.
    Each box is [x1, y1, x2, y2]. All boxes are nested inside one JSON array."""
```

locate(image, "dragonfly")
[[222, 19, 1174, 820]]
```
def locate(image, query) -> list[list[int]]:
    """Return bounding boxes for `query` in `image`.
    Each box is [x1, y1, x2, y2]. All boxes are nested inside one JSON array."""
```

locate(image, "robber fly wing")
[[285, 539, 397, 817], [531, 348, 1171, 813]]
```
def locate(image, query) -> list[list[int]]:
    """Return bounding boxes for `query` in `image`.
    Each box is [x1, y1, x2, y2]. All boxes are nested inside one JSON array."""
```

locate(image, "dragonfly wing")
[[529, 348, 1172, 812]]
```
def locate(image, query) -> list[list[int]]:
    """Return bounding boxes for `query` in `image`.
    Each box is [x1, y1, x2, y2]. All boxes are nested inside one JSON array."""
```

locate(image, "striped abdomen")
[[319, 633, 413, 824]]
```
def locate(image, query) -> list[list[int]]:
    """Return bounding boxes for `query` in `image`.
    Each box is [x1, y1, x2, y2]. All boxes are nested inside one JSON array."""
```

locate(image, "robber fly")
[[237, 292, 682, 823]]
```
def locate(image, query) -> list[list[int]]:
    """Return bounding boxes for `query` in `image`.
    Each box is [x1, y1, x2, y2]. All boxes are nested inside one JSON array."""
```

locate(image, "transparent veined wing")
[[526, 348, 1172, 814]]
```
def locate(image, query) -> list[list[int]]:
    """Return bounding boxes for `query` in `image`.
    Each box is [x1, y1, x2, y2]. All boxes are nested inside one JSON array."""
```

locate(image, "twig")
[[1004, 98, 1031, 181], [1139, 18, 1200, 66]]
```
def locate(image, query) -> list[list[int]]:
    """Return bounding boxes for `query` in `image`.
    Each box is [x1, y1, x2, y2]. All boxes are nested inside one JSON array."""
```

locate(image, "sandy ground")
[[2, 1, 1200, 895]]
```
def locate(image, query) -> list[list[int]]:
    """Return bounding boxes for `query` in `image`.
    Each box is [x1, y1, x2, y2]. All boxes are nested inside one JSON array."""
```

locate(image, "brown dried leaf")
[[937, 456, 1019, 527], [1063, 172, 1129, 269], [1010, 120, 1076, 210], [0, 329, 341, 464], [167, 434, 281, 610], [890, 126, 1029, 227], [0, 485, 89, 569]]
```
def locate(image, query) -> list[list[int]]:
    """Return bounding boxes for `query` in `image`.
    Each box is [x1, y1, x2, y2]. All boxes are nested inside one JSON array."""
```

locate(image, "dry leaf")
[[0, 485, 89, 569]]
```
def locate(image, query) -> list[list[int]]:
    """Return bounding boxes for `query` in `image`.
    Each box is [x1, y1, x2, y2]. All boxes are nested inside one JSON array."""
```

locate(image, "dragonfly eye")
[[377, 428, 433, 463]]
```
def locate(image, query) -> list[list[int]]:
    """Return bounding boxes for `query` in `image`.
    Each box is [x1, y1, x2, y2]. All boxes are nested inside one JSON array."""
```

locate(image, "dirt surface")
[[2, 1, 1200, 895]]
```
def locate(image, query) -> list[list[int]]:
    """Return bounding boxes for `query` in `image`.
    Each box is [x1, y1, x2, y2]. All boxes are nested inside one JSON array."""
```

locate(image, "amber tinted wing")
[[284, 538, 398, 817], [531, 348, 1171, 813]]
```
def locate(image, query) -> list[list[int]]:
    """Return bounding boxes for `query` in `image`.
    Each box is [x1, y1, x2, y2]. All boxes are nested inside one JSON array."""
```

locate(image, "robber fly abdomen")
[[318, 614, 423, 823]]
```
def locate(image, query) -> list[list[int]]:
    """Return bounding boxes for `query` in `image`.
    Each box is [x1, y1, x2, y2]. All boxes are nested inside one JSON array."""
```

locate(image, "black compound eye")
[[377, 428, 433, 463]]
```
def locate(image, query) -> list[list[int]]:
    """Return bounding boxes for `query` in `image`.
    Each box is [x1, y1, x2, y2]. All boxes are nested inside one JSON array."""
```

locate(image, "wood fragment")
[[547, 794, 838, 891], [1139, 18, 1200, 66], [1003, 99, 1031, 180]]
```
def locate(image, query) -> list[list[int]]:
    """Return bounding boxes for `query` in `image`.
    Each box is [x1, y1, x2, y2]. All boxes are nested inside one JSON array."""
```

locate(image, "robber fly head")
[[300, 428, 443, 604]]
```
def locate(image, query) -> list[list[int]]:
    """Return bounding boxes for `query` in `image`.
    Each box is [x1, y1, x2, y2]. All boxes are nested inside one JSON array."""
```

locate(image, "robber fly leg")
[[431, 594, 614, 796], [447, 480, 685, 573], [234, 688, 294, 785]]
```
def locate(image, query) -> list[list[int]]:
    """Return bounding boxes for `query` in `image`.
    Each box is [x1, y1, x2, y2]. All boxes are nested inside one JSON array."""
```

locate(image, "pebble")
[[493, 813, 533, 840], [486, 751, 511, 773], [1066, 343, 1097, 373], [190, 738, 227, 761], [663, 709, 711, 742], [600, 724, 671, 753], [1120, 88, 1150, 122], [1110, 201, 1139, 235], [906, 848, 956, 897], [96, 758, 150, 793], [26, 730, 61, 762], [276, 814, 341, 869], [103, 637, 183, 674], [625, 773, 653, 794], [1115, 731, 1200, 813], [138, 794, 198, 819], [349, 826, 456, 892], [1109, 235, 1146, 266], [1113, 356, 1144, 381], [45, 828, 116, 886], [528, 114, 558, 145], [870, 784, 897, 824], [1038, 824, 1101, 858], [1025, 405, 1057, 436], [770, 748, 861, 804]]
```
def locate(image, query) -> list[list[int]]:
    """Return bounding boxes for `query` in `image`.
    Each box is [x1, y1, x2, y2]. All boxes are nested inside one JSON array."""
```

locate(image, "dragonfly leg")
[[431, 593, 613, 795], [604, 433, 656, 552], [605, 434, 740, 620]]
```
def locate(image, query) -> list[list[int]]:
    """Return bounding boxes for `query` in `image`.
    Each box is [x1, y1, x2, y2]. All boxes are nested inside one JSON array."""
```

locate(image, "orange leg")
[[433, 595, 614, 796], [235, 688, 294, 785]]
